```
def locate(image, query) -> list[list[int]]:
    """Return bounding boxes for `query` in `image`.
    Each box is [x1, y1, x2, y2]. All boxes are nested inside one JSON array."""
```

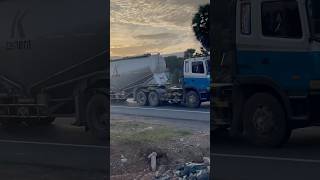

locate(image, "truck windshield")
[[307, 0, 320, 41]]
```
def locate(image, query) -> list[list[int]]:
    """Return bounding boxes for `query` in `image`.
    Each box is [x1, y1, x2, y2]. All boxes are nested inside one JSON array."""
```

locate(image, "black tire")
[[136, 90, 148, 106], [185, 91, 201, 108], [243, 93, 290, 147], [148, 91, 160, 107], [86, 94, 108, 139]]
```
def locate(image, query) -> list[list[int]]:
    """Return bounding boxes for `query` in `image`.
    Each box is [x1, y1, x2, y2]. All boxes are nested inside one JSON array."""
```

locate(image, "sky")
[[110, 0, 209, 58]]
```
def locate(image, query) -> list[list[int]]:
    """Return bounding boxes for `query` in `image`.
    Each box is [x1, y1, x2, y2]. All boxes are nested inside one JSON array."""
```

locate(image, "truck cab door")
[[236, 0, 310, 94], [184, 58, 210, 93]]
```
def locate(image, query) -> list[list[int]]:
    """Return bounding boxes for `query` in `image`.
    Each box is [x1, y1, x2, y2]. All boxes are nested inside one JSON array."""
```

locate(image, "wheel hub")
[[189, 95, 196, 104], [137, 92, 146, 104], [253, 106, 274, 134]]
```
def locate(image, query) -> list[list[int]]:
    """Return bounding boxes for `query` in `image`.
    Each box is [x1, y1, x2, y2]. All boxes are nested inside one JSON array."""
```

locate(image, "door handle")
[[261, 58, 270, 65]]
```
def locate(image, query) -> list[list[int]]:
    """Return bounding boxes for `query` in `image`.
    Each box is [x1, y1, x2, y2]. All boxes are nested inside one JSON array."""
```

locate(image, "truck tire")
[[243, 93, 289, 147], [185, 91, 200, 108], [136, 90, 148, 106], [148, 91, 160, 107], [86, 94, 108, 139]]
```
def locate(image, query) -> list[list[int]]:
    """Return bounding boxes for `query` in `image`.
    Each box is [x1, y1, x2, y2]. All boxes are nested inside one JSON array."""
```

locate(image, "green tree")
[[192, 4, 210, 51], [184, 49, 196, 59], [164, 56, 184, 85], [194, 47, 210, 57]]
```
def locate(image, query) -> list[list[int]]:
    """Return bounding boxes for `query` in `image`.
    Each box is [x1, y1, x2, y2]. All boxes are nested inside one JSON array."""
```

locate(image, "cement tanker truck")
[[110, 54, 210, 108], [0, 0, 108, 138]]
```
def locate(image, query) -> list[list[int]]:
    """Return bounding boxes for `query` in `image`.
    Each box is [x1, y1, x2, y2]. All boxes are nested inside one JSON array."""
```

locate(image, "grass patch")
[[111, 121, 192, 144]]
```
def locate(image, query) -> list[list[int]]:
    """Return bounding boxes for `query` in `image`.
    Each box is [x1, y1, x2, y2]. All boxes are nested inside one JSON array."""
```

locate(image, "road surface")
[[213, 127, 320, 180], [111, 100, 210, 122], [0, 118, 107, 180]]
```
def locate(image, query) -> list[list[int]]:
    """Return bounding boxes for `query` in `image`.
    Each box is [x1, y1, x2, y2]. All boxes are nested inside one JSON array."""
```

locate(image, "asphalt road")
[[0, 118, 107, 180], [111, 100, 210, 122], [213, 126, 320, 180]]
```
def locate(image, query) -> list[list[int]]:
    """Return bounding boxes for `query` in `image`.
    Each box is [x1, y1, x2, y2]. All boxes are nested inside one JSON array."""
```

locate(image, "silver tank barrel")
[[110, 54, 168, 91]]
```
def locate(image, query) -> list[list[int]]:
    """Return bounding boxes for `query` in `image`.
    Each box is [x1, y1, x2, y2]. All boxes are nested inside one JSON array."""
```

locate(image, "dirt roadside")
[[110, 114, 210, 179]]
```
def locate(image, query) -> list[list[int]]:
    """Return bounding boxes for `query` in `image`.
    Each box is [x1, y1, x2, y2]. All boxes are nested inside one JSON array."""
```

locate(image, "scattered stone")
[[120, 154, 128, 164]]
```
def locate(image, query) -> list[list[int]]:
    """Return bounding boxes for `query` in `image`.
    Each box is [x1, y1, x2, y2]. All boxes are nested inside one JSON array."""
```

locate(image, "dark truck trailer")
[[0, 0, 109, 138]]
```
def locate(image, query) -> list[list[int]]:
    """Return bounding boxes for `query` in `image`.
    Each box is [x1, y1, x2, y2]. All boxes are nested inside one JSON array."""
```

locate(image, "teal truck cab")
[[212, 0, 320, 146], [183, 56, 211, 108]]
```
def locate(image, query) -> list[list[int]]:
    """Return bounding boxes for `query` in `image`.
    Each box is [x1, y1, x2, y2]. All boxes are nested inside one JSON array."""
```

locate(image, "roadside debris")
[[155, 157, 210, 180], [110, 120, 210, 179], [175, 162, 209, 179]]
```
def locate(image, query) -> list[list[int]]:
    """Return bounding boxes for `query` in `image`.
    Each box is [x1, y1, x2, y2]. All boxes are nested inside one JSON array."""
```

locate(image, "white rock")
[[148, 152, 158, 171], [120, 154, 128, 163]]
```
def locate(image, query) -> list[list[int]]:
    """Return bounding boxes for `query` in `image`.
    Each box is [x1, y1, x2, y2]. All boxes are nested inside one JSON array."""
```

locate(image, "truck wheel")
[[136, 90, 148, 106], [86, 94, 108, 139], [185, 91, 200, 108], [148, 91, 160, 107], [243, 93, 289, 147]]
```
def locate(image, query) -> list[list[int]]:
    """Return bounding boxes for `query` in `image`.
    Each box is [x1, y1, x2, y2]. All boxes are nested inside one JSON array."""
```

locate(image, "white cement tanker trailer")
[[0, 0, 109, 138], [110, 54, 210, 108]]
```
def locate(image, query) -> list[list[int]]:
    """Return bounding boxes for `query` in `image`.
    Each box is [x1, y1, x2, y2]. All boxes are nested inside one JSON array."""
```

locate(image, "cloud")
[[134, 33, 177, 40], [111, 0, 209, 56]]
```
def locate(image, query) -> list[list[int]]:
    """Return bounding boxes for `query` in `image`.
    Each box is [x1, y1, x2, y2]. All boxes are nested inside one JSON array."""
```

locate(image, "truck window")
[[240, 3, 251, 35], [261, 1, 302, 38], [192, 61, 205, 74], [307, 0, 320, 38], [185, 61, 189, 73]]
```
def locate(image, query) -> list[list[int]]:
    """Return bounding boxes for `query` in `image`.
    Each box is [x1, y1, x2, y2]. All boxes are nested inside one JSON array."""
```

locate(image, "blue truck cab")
[[212, 0, 320, 147], [183, 56, 210, 108]]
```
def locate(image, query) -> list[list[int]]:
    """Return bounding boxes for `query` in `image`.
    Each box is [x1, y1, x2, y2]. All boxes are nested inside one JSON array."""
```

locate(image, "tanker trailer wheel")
[[185, 90, 200, 108], [136, 90, 148, 106], [148, 91, 160, 107], [243, 93, 290, 147], [86, 94, 108, 139]]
